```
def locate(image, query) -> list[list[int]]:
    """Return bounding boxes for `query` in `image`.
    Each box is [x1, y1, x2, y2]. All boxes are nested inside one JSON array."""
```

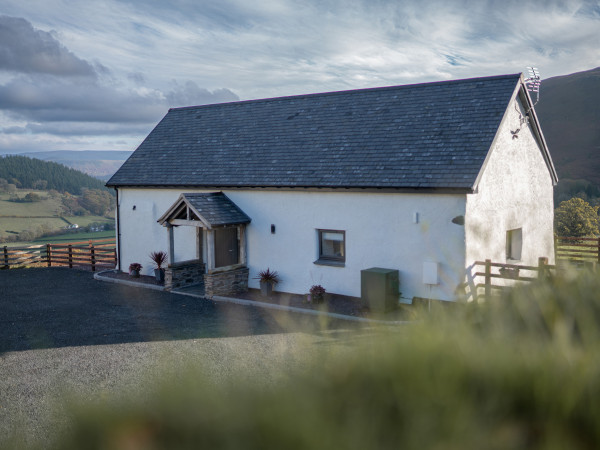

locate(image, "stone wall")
[[165, 259, 205, 290], [204, 267, 249, 297]]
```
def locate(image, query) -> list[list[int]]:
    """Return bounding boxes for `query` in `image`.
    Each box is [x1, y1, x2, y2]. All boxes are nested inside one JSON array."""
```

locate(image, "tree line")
[[0, 155, 110, 195]]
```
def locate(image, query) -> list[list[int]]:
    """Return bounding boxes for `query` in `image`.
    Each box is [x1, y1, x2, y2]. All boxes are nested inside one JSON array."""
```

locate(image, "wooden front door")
[[214, 227, 239, 268]]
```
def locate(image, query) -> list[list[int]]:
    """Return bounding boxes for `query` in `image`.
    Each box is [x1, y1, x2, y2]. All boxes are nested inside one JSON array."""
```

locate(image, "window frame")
[[506, 228, 523, 261], [315, 229, 346, 266]]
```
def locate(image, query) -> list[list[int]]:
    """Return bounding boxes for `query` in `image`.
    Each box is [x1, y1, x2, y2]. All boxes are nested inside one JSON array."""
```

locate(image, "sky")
[[0, 0, 599, 154]]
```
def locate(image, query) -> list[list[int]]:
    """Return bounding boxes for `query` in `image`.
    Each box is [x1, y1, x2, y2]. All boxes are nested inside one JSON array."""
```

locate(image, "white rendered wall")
[[116, 188, 467, 301], [465, 96, 555, 280]]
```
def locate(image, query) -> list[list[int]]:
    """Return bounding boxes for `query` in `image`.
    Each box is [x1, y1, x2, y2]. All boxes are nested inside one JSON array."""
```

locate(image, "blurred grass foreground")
[[16, 270, 600, 449]]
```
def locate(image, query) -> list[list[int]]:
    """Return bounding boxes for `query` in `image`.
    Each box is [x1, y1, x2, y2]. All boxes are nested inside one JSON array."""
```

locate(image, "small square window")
[[506, 228, 523, 261], [315, 229, 345, 266]]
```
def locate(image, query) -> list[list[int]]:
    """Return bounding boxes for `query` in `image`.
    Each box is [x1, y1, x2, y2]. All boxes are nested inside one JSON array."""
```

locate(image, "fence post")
[[68, 245, 73, 269], [538, 257, 548, 280], [47, 244, 51, 267], [3, 246, 8, 269], [114, 248, 117, 268], [90, 244, 96, 272], [484, 259, 492, 300]]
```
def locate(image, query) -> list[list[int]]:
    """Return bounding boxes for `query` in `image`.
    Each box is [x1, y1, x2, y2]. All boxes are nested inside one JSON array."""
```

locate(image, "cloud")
[[0, 0, 597, 154], [0, 75, 239, 123], [165, 81, 239, 107], [0, 15, 98, 77]]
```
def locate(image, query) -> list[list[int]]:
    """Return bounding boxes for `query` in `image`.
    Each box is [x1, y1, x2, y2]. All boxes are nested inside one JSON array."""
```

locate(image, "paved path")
[[0, 268, 360, 446], [0, 268, 349, 353]]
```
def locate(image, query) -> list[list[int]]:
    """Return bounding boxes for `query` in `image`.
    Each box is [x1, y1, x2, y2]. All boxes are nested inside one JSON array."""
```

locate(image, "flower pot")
[[154, 268, 165, 283], [129, 269, 140, 278], [260, 281, 273, 297]]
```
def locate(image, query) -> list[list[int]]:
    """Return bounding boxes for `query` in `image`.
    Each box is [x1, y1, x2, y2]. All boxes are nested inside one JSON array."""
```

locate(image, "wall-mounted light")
[[451, 215, 465, 225], [413, 212, 419, 224], [132, 205, 136, 211], [271, 224, 276, 234]]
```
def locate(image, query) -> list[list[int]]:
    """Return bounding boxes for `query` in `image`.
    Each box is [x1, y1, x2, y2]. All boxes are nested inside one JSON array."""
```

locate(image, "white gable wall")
[[465, 95, 555, 281], [117, 188, 467, 301]]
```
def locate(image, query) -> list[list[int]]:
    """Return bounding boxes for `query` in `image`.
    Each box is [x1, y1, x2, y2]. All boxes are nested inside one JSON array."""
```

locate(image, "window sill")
[[313, 259, 345, 267]]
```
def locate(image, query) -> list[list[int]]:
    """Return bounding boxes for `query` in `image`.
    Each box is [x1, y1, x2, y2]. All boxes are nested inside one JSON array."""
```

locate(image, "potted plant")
[[129, 262, 142, 278], [308, 284, 326, 304], [254, 268, 280, 297], [149, 251, 168, 283]]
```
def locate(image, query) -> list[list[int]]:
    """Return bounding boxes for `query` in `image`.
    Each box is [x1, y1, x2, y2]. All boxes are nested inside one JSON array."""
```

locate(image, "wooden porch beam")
[[169, 219, 206, 227]]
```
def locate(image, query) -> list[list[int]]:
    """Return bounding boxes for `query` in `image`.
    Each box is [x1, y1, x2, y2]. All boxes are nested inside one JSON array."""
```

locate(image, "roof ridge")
[[169, 73, 522, 112]]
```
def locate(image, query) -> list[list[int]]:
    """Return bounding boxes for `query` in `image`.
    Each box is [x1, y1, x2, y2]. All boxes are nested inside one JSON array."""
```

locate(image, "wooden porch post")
[[167, 224, 175, 265], [239, 225, 247, 266], [206, 228, 215, 272]]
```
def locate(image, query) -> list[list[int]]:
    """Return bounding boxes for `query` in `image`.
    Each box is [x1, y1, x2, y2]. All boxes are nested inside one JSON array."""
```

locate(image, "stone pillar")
[[164, 259, 205, 291], [204, 267, 249, 298]]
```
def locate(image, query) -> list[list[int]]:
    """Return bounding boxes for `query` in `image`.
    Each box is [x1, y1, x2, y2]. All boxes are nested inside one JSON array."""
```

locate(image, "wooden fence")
[[555, 236, 600, 263], [2, 238, 116, 271], [469, 257, 555, 302]]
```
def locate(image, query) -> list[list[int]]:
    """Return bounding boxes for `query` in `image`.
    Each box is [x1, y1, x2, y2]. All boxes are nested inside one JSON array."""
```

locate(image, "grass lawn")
[[62, 215, 114, 227], [0, 191, 63, 217], [555, 243, 599, 263], [5, 230, 116, 247]]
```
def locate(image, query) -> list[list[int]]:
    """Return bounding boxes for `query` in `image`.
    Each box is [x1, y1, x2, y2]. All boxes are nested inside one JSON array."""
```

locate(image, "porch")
[[157, 192, 252, 297]]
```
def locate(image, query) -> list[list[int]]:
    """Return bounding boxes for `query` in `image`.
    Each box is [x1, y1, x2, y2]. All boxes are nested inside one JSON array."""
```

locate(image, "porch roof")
[[157, 192, 251, 229]]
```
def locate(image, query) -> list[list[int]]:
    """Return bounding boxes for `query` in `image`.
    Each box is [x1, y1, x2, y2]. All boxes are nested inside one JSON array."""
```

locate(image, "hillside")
[[19, 150, 132, 181], [0, 188, 114, 244], [0, 155, 110, 194], [536, 67, 600, 187]]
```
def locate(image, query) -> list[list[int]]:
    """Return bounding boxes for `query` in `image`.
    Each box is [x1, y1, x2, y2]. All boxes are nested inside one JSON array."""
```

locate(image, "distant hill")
[[536, 67, 600, 187], [19, 150, 132, 181], [0, 155, 110, 194]]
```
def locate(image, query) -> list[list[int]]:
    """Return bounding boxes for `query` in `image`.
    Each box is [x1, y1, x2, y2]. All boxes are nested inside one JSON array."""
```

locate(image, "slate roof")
[[107, 74, 523, 190], [158, 192, 251, 228]]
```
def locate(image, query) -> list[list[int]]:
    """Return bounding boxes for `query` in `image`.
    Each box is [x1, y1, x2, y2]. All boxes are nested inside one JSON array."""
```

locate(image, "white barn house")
[[107, 74, 557, 302]]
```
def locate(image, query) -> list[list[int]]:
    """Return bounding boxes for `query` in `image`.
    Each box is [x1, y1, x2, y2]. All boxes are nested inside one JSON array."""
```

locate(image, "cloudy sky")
[[0, 0, 598, 154]]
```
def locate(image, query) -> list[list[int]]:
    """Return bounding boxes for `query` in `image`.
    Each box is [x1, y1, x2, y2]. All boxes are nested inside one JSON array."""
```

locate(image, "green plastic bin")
[[361, 267, 399, 313]]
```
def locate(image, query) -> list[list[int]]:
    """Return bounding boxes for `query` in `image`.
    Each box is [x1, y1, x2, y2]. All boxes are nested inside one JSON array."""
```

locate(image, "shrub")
[[309, 284, 326, 303], [254, 268, 280, 285], [14, 271, 600, 449], [128, 262, 142, 272], [149, 251, 168, 269]]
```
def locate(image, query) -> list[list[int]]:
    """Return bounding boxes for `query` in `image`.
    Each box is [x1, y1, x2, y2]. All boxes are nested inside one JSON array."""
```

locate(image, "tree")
[[555, 197, 600, 237], [79, 189, 114, 216]]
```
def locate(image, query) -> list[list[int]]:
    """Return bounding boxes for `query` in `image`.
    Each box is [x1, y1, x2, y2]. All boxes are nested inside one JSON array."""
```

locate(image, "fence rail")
[[2, 238, 116, 271], [555, 236, 600, 263], [469, 257, 554, 302]]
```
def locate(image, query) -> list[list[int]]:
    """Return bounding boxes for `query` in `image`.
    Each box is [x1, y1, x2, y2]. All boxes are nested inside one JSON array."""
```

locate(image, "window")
[[506, 228, 522, 261], [316, 229, 345, 266]]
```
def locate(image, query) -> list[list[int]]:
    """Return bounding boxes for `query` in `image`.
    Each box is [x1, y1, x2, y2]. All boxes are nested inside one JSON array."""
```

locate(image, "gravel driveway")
[[0, 268, 357, 447]]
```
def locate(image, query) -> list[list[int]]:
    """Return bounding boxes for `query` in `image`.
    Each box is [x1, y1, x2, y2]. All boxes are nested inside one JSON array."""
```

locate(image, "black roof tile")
[[107, 74, 521, 190]]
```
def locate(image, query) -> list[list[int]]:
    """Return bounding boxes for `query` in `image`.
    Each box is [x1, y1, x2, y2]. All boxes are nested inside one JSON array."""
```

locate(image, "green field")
[[62, 215, 113, 227], [0, 191, 63, 216], [0, 189, 114, 242], [4, 230, 115, 247]]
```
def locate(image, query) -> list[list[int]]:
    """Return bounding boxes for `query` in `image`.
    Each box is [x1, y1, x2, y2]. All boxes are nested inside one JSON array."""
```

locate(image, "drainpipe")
[[114, 187, 122, 271]]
